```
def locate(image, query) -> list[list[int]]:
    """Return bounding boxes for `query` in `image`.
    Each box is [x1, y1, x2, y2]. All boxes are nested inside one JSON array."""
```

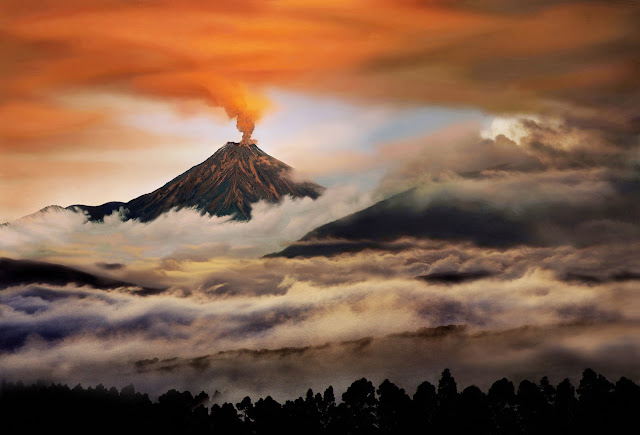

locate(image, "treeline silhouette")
[[1, 368, 638, 434]]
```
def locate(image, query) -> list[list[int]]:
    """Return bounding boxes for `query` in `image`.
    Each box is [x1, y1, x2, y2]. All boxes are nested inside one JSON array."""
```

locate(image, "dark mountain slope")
[[268, 188, 533, 258]]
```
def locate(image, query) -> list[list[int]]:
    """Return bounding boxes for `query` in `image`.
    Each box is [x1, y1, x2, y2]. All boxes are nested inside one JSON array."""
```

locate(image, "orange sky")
[[1, 0, 638, 220]]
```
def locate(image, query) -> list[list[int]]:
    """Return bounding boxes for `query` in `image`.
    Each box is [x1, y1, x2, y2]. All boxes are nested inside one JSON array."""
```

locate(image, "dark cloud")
[[10, 286, 92, 303], [561, 271, 640, 285], [220, 306, 315, 339], [0, 313, 101, 352], [134, 357, 160, 372], [0, 284, 196, 351], [417, 270, 495, 284], [554, 304, 622, 323], [353, 1, 640, 130], [0, 257, 149, 291], [95, 262, 126, 270]]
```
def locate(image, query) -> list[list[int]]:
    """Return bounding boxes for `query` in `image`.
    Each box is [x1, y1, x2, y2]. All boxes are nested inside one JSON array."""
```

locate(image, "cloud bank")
[[1, 241, 639, 399]]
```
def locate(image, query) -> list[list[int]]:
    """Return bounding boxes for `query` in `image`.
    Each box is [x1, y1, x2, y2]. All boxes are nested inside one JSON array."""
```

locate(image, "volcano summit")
[[68, 141, 324, 222]]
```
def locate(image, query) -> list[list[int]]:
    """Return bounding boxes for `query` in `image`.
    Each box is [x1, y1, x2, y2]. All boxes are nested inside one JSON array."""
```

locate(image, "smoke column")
[[236, 113, 255, 143]]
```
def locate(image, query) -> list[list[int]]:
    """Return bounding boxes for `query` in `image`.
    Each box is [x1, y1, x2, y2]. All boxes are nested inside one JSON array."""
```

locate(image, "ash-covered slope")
[[71, 142, 324, 222]]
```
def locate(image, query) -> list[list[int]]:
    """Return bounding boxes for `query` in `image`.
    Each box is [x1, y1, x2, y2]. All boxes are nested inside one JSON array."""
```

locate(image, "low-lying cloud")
[[1, 238, 640, 399], [0, 183, 374, 267]]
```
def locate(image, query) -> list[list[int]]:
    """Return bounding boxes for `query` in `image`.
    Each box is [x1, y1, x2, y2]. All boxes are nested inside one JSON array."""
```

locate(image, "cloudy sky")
[[1, 0, 639, 400]]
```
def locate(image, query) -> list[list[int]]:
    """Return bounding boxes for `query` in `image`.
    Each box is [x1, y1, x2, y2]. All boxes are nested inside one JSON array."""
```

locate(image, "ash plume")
[[235, 113, 255, 144]]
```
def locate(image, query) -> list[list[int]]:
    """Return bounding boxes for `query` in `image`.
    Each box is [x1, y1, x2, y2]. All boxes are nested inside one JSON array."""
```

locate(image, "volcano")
[[69, 141, 324, 222]]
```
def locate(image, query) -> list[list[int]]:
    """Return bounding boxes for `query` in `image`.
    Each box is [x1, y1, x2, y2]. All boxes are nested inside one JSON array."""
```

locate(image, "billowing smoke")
[[130, 71, 265, 144], [235, 113, 255, 143]]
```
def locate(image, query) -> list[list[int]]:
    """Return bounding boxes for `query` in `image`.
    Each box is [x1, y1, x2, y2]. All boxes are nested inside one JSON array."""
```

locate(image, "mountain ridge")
[[15, 141, 323, 223]]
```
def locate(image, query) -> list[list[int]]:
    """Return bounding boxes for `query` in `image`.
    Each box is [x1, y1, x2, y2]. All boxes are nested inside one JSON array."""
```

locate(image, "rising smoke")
[[235, 113, 255, 143]]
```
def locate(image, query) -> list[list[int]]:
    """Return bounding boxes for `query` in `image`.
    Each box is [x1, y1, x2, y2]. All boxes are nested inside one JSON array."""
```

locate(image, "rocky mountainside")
[[69, 141, 324, 222]]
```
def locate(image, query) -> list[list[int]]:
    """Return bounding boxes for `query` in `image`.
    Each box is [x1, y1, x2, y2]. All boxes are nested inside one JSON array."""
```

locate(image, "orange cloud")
[[2, 1, 637, 136], [1, 0, 638, 218], [2, 1, 636, 121], [0, 100, 104, 149]]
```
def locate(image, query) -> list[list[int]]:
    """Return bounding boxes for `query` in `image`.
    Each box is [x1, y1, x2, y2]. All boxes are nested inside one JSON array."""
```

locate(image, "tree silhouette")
[[249, 396, 282, 434], [340, 378, 378, 434], [413, 380, 436, 431], [517, 379, 549, 434], [211, 402, 244, 434], [434, 368, 459, 432], [459, 385, 492, 434], [612, 376, 640, 433], [236, 395, 253, 422], [553, 377, 577, 433], [488, 378, 518, 434], [376, 379, 412, 434], [577, 368, 615, 434], [1, 368, 639, 434]]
